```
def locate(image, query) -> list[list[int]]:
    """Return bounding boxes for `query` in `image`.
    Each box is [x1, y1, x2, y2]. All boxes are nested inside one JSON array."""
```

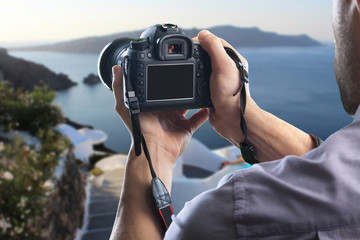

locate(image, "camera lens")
[[98, 38, 132, 90], [168, 44, 181, 54]]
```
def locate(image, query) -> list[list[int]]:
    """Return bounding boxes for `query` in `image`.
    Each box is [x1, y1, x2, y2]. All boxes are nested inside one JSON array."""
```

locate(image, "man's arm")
[[109, 66, 208, 240], [197, 30, 316, 162], [109, 147, 173, 240], [110, 31, 318, 240]]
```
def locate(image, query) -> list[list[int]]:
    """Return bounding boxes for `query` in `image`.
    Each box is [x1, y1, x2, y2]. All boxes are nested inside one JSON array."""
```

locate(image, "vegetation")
[[89, 167, 104, 176], [0, 82, 72, 239], [0, 133, 70, 239], [0, 83, 64, 134]]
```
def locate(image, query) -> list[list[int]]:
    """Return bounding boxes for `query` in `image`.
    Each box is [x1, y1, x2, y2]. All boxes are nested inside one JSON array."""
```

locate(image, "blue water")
[[9, 44, 352, 152]]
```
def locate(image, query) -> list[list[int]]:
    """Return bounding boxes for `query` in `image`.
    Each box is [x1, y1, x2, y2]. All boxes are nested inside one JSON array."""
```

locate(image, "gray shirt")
[[165, 106, 360, 240]]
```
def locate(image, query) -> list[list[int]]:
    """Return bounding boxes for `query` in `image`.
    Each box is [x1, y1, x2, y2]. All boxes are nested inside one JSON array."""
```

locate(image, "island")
[[83, 73, 100, 85]]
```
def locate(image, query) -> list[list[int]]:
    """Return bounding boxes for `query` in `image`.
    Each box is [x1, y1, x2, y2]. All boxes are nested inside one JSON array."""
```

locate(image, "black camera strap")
[[123, 57, 174, 230], [224, 47, 258, 165]]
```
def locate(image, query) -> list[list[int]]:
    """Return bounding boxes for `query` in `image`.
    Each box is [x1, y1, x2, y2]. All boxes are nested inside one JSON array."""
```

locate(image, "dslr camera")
[[98, 24, 212, 112]]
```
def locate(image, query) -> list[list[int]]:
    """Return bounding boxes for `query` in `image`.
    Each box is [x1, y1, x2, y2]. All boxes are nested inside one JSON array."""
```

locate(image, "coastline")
[[7, 46, 353, 153]]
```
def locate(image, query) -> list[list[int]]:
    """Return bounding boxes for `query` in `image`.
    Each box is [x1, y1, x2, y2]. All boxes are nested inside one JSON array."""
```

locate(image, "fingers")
[[178, 109, 189, 117], [220, 38, 249, 69], [198, 30, 248, 70], [112, 65, 123, 103], [112, 65, 132, 131], [197, 30, 234, 72], [218, 38, 232, 48], [189, 108, 209, 132]]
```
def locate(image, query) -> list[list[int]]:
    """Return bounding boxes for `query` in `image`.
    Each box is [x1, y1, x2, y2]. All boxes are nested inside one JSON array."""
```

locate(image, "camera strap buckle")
[[237, 62, 249, 83], [152, 177, 174, 229], [232, 62, 249, 96], [123, 57, 143, 155], [127, 91, 140, 115]]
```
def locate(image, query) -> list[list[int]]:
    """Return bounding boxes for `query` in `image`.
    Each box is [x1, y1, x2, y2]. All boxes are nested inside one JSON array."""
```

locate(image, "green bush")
[[89, 167, 104, 176], [0, 83, 64, 134], [0, 82, 72, 239], [0, 131, 70, 239]]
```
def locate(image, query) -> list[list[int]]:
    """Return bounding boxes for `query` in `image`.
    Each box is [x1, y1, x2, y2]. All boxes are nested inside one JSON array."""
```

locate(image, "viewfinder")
[[168, 44, 182, 54]]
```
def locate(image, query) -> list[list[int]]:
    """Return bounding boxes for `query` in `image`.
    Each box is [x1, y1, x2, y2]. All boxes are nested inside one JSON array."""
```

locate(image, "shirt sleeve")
[[165, 119, 360, 239], [164, 173, 238, 240]]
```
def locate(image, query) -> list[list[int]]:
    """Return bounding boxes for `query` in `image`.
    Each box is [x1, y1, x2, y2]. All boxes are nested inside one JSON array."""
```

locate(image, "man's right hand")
[[197, 30, 255, 148], [197, 30, 315, 162]]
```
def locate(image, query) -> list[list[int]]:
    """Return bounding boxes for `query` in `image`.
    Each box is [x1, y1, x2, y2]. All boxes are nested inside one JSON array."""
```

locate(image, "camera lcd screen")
[[147, 64, 194, 101]]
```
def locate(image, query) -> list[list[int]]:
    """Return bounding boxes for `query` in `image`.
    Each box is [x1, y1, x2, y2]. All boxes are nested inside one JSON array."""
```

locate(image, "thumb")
[[189, 108, 209, 133], [112, 65, 132, 131], [112, 65, 125, 110]]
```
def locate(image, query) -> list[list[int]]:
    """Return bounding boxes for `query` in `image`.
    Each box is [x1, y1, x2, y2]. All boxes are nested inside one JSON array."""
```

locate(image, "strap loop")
[[224, 47, 258, 165]]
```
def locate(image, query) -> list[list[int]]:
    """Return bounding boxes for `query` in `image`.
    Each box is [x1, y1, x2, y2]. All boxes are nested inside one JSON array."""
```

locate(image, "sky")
[[0, 0, 333, 46]]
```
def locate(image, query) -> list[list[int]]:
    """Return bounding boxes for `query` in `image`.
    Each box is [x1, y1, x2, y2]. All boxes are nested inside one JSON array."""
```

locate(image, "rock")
[[83, 73, 100, 85], [0, 49, 77, 91]]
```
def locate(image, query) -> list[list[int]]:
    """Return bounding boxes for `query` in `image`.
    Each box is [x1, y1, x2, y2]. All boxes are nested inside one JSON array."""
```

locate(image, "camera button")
[[139, 53, 145, 59], [147, 53, 152, 58], [138, 80, 144, 86], [197, 73, 201, 78], [138, 72, 144, 78], [198, 63, 204, 70], [194, 50, 199, 58], [137, 63, 144, 69], [138, 96, 144, 103], [137, 88, 144, 94]]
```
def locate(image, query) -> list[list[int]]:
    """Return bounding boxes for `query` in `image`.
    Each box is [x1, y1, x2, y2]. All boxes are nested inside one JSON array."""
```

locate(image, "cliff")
[[0, 48, 77, 90], [11, 25, 322, 54]]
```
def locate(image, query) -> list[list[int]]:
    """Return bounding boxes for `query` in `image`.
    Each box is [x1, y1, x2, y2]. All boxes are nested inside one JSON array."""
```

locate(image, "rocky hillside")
[[0, 48, 77, 90], [11, 25, 322, 54]]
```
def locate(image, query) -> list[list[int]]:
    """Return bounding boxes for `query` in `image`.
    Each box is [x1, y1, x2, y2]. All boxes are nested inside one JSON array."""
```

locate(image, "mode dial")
[[130, 38, 149, 50]]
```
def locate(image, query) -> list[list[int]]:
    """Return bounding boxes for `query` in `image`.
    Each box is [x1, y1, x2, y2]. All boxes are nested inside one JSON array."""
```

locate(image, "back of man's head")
[[332, 0, 360, 115]]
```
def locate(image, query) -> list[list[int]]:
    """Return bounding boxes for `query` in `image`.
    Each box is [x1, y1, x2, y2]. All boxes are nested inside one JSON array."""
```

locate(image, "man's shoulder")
[[230, 120, 360, 238], [166, 121, 360, 239]]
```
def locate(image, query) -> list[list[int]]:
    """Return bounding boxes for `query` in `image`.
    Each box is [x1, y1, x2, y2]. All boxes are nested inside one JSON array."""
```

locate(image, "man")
[[110, 0, 360, 239]]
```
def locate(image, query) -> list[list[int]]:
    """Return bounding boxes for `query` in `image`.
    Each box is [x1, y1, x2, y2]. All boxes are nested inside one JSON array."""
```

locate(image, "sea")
[[9, 44, 353, 153]]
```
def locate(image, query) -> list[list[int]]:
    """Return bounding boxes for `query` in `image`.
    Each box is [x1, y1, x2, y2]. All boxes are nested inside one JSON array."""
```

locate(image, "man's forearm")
[[246, 98, 315, 162], [110, 146, 174, 240]]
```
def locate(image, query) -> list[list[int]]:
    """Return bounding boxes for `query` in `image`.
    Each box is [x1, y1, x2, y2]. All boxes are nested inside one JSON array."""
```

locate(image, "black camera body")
[[98, 24, 212, 112]]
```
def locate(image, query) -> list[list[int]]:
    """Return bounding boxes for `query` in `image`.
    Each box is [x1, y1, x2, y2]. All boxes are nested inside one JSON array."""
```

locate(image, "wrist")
[[245, 104, 315, 162], [113, 144, 174, 239], [127, 143, 175, 190]]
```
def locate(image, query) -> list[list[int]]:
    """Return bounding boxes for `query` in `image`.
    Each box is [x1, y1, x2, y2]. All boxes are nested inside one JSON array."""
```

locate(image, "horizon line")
[[0, 25, 333, 48]]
